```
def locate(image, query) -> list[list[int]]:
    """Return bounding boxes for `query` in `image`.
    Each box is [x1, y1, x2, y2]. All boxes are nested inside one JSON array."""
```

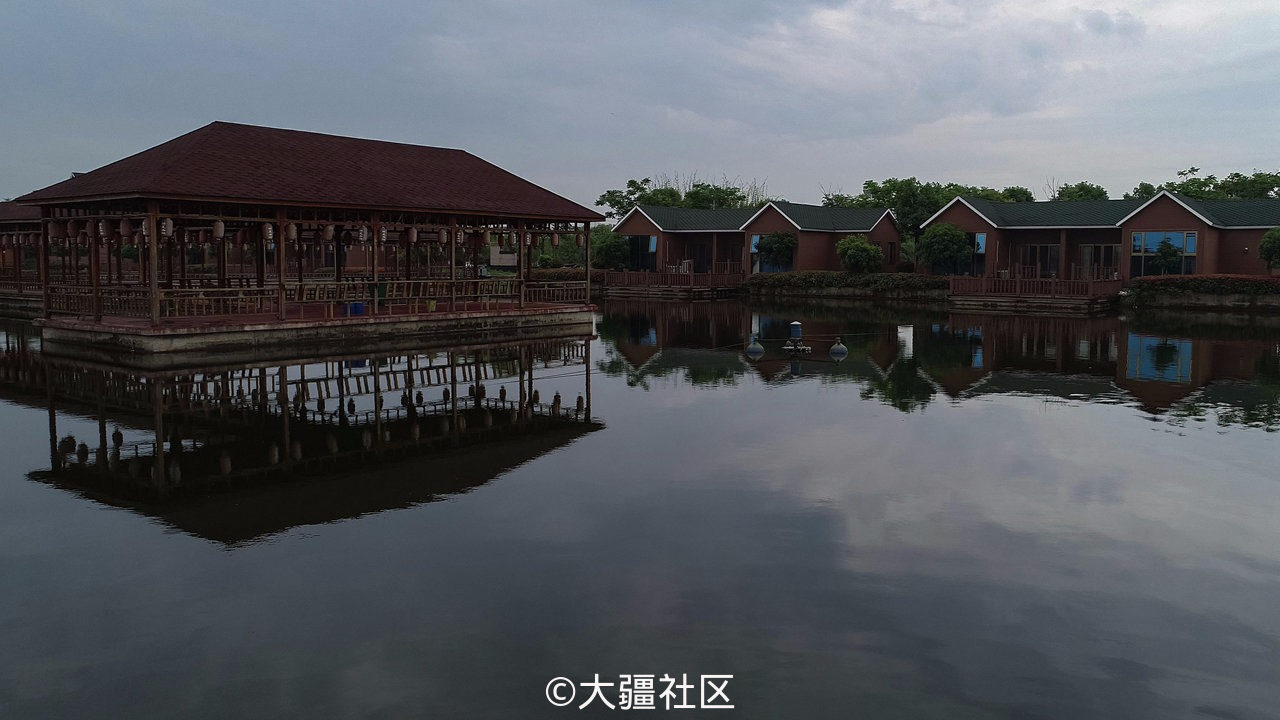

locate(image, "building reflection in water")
[[0, 322, 601, 545], [597, 300, 1280, 427]]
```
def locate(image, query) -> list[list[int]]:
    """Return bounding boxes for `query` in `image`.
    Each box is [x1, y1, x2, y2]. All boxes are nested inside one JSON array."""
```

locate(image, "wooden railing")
[[601, 270, 745, 288], [526, 281, 587, 304], [42, 277, 582, 321], [161, 287, 279, 317], [949, 276, 1124, 298], [0, 279, 43, 295]]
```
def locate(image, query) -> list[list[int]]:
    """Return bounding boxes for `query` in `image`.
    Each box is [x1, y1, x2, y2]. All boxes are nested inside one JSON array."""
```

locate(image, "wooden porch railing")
[[44, 277, 586, 321], [525, 281, 588, 304], [601, 270, 745, 288], [949, 276, 1124, 298]]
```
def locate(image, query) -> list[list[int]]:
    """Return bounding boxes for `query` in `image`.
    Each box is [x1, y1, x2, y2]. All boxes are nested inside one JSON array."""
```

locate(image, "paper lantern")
[[212, 220, 225, 239], [261, 222, 274, 241], [406, 227, 418, 244], [323, 224, 335, 241], [161, 218, 174, 237], [65, 220, 80, 238], [358, 226, 368, 243], [118, 218, 133, 236], [379, 227, 388, 244], [576, 232, 585, 248], [551, 233, 560, 247], [285, 223, 297, 241]]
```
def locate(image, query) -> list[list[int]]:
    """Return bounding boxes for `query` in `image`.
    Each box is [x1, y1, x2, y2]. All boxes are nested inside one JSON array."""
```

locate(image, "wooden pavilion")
[[13, 122, 601, 350]]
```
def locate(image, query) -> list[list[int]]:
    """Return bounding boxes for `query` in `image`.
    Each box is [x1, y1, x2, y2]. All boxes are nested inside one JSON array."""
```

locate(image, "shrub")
[[529, 267, 589, 282], [1261, 227, 1280, 269], [836, 234, 883, 274], [917, 223, 971, 273], [590, 227, 627, 270], [756, 232, 796, 268], [743, 271, 947, 294], [1127, 274, 1280, 298]]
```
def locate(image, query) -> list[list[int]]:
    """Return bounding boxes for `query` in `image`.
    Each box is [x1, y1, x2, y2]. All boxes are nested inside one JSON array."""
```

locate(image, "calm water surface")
[[1, 301, 1278, 719]]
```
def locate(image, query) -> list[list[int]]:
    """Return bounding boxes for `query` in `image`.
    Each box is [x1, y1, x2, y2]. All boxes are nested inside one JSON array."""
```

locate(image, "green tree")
[[596, 178, 684, 219], [1000, 186, 1036, 203], [1149, 238, 1184, 274], [823, 177, 1038, 242], [589, 225, 627, 270], [1261, 227, 1280, 269], [917, 222, 971, 274], [1124, 182, 1158, 201], [836, 234, 883, 273], [756, 232, 796, 269], [1131, 167, 1280, 200], [1053, 181, 1109, 201], [682, 182, 748, 209]]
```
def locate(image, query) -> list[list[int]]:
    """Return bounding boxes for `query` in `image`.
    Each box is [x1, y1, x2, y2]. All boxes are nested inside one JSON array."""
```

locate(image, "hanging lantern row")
[[41, 218, 586, 248]]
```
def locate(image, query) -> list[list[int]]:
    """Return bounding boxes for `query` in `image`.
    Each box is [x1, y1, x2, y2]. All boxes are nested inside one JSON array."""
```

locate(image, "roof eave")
[[921, 196, 1000, 229], [14, 191, 604, 221], [1114, 190, 1216, 228]]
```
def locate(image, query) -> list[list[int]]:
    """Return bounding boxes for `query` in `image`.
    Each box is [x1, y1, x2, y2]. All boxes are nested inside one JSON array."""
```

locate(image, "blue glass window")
[[1185, 232, 1197, 254], [1132, 232, 1144, 253], [649, 235, 658, 253], [751, 235, 761, 253], [975, 232, 987, 254], [1125, 334, 1192, 383]]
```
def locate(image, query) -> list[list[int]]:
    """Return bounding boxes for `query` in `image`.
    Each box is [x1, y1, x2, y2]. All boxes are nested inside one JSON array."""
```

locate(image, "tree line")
[[584, 167, 1280, 270]]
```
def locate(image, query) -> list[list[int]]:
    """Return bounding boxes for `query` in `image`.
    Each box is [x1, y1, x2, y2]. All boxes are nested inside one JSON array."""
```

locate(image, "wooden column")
[[255, 225, 266, 288], [372, 214, 381, 316], [276, 210, 287, 320], [516, 223, 525, 309], [448, 218, 457, 312], [217, 235, 227, 288], [1059, 229, 1069, 280], [146, 203, 160, 324], [583, 222, 592, 305], [39, 225, 50, 317], [91, 228, 102, 320]]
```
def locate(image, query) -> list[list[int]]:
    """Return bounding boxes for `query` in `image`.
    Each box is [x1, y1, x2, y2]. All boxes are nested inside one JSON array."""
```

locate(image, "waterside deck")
[[948, 277, 1124, 315]]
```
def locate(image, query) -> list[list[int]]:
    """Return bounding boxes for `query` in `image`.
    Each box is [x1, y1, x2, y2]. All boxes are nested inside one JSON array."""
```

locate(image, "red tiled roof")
[[15, 122, 603, 221], [0, 201, 41, 222]]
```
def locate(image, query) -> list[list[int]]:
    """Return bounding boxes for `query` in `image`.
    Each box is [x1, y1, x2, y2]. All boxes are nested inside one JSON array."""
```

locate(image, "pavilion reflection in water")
[[597, 300, 1280, 425], [2, 323, 601, 544]]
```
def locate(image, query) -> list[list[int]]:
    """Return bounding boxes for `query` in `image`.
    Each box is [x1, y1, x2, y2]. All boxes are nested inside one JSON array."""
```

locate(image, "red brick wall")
[[1119, 195, 1211, 278], [866, 215, 903, 270], [928, 202, 1001, 275], [1217, 229, 1271, 275], [742, 205, 900, 272]]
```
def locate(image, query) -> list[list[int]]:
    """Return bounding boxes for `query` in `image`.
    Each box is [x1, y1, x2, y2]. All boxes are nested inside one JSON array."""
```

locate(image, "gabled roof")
[[926, 191, 1280, 231], [743, 201, 893, 232], [1116, 190, 1280, 228], [924, 196, 1144, 229], [620, 205, 757, 232], [15, 121, 603, 221], [0, 202, 42, 222]]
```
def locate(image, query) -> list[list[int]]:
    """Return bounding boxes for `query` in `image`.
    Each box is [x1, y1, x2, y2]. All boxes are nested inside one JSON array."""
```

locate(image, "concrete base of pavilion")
[[37, 304, 595, 370], [0, 295, 45, 320]]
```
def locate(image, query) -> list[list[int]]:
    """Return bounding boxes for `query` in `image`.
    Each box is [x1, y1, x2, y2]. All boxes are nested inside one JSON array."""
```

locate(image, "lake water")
[[1, 301, 1278, 718]]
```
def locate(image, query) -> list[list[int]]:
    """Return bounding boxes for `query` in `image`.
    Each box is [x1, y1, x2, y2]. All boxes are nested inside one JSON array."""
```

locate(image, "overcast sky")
[[3, 0, 1279, 209]]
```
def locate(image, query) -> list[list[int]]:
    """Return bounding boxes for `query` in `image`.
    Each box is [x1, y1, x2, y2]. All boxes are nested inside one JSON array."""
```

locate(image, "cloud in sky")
[[1, 0, 1278, 208]]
